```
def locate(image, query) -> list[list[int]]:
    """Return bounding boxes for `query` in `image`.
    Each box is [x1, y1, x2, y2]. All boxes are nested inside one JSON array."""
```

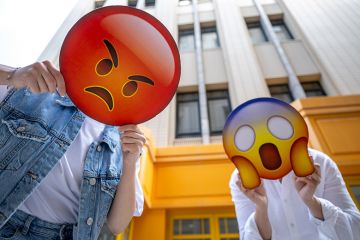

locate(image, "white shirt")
[[0, 86, 144, 224], [229, 148, 360, 240]]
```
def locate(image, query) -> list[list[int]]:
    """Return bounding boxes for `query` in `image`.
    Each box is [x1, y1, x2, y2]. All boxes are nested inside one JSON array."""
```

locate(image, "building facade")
[[39, 0, 360, 239]]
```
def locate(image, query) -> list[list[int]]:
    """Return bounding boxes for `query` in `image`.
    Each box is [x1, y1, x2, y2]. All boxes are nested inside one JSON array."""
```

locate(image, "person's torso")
[[264, 149, 327, 240], [0, 88, 123, 240]]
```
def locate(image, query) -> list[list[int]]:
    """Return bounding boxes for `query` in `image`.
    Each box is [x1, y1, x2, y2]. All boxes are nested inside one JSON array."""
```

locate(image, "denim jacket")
[[0, 88, 122, 240]]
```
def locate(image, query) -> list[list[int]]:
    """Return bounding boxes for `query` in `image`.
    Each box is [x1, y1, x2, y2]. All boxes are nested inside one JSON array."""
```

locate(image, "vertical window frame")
[[176, 92, 202, 138], [206, 89, 231, 136]]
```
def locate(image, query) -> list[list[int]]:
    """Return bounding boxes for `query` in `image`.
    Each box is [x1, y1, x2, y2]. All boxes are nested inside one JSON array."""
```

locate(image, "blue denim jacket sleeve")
[[0, 88, 123, 240]]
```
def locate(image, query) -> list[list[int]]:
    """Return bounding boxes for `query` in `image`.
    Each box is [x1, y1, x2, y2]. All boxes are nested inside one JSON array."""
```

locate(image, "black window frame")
[[201, 26, 221, 49], [145, 0, 156, 7], [271, 19, 294, 40], [176, 92, 202, 138], [302, 81, 327, 97], [206, 89, 231, 135], [128, 0, 137, 7], [178, 28, 195, 52], [246, 21, 269, 43]]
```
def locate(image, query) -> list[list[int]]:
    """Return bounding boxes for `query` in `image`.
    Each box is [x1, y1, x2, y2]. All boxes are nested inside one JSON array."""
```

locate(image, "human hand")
[[7, 61, 66, 96], [294, 162, 321, 205], [236, 174, 268, 209], [119, 125, 146, 165]]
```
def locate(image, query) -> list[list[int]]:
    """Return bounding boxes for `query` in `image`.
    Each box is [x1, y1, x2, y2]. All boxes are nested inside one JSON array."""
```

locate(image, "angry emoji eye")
[[234, 125, 255, 151], [95, 58, 113, 76], [122, 81, 138, 97], [267, 116, 293, 140], [122, 75, 155, 97]]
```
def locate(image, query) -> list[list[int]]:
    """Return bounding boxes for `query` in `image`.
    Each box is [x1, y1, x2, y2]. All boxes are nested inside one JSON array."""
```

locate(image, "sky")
[[0, 0, 78, 67]]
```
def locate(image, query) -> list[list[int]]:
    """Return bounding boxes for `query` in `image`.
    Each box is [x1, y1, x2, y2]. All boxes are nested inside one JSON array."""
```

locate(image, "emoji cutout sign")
[[223, 98, 315, 189], [60, 6, 180, 125]]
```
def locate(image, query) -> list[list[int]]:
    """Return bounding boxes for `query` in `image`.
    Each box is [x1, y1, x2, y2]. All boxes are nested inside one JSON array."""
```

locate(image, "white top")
[[229, 148, 360, 240], [0, 86, 144, 224]]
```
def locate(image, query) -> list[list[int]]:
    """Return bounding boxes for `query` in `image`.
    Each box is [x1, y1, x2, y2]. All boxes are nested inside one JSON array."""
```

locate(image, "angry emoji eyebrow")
[[103, 39, 118, 67], [128, 75, 155, 85]]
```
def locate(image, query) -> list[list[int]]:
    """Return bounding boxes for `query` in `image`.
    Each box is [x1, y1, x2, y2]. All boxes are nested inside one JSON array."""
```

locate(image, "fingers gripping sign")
[[119, 125, 146, 162], [7, 61, 66, 96]]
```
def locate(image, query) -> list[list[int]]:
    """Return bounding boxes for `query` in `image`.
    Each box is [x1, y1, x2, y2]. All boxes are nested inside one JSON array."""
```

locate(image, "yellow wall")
[[130, 95, 360, 240]]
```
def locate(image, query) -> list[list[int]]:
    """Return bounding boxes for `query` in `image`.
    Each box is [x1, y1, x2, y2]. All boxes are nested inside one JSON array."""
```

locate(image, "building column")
[[192, 0, 210, 144], [253, 0, 306, 99], [214, 0, 270, 106]]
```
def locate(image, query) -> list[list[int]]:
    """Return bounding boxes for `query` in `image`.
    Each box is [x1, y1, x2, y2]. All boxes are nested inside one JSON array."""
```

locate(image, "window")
[[95, 0, 106, 8], [271, 20, 293, 41], [179, 29, 195, 52], [246, 22, 268, 44], [302, 82, 326, 97], [173, 218, 210, 236], [170, 213, 239, 240], [269, 82, 326, 103], [219, 217, 239, 240], [246, 20, 293, 44], [145, 0, 156, 7], [176, 92, 201, 138], [269, 84, 293, 103], [128, 0, 137, 7], [207, 90, 231, 135], [201, 26, 220, 49]]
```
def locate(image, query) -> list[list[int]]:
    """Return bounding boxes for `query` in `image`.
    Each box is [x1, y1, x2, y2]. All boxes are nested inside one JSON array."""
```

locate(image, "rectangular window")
[[145, 0, 156, 7], [170, 213, 239, 240], [176, 92, 201, 138], [207, 90, 231, 135], [179, 29, 195, 52], [269, 84, 293, 103], [271, 20, 293, 41], [269, 82, 326, 103], [246, 22, 268, 44], [128, 0, 137, 7], [201, 26, 220, 49], [302, 82, 326, 97], [173, 218, 210, 235]]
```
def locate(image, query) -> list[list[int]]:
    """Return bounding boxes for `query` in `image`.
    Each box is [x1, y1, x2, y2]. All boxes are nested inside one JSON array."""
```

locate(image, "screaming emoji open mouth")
[[259, 143, 282, 170], [85, 86, 114, 111]]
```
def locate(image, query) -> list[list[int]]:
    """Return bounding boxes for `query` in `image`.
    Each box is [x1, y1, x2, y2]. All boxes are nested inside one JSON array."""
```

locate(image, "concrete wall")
[[279, 0, 360, 95]]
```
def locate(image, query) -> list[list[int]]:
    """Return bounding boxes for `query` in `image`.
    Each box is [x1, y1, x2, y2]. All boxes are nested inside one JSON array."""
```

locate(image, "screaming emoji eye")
[[122, 81, 138, 97], [267, 116, 293, 140], [234, 125, 255, 151], [95, 58, 113, 76]]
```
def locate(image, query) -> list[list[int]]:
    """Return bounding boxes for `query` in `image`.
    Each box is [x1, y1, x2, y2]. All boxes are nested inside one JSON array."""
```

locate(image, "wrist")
[[5, 67, 19, 86]]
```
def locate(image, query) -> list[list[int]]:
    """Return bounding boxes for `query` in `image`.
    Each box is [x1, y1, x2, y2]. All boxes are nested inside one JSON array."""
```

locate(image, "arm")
[[317, 157, 360, 239], [230, 171, 272, 240], [0, 61, 66, 96], [295, 153, 360, 239], [106, 125, 145, 235]]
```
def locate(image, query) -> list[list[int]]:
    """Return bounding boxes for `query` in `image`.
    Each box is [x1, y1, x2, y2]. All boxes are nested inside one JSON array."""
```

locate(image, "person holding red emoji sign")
[[0, 5, 180, 240]]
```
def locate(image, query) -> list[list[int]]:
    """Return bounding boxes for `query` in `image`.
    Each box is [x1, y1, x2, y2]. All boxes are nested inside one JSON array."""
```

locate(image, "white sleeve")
[[133, 156, 144, 216], [229, 170, 263, 240], [309, 153, 360, 240], [0, 85, 10, 102]]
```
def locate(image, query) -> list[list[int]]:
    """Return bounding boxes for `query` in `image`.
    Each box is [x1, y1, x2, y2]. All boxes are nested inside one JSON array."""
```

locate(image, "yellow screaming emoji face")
[[223, 98, 315, 189]]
